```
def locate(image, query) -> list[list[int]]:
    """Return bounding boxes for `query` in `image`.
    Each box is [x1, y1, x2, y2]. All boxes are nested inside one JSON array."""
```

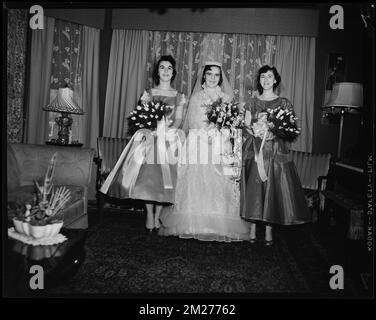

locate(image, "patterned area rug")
[[48, 207, 370, 297]]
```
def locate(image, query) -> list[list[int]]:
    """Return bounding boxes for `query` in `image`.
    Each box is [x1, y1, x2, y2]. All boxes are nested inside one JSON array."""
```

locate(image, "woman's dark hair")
[[201, 65, 223, 87], [256, 65, 281, 94], [153, 55, 177, 85]]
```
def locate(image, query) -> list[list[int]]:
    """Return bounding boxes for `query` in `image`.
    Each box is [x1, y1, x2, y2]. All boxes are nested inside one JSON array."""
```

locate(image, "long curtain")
[[25, 16, 55, 144], [7, 9, 28, 142], [275, 36, 315, 152], [103, 30, 149, 138], [7, 9, 28, 143], [49, 20, 83, 143], [221, 34, 276, 103], [104, 29, 314, 152], [146, 32, 276, 104], [29, 19, 101, 149], [50, 20, 82, 90], [146, 31, 204, 98], [106, 30, 275, 138], [73, 25, 100, 149]]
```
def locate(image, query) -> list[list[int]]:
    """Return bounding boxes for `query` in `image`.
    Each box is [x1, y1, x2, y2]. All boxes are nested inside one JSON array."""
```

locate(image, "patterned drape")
[[146, 31, 276, 103], [144, 30, 314, 152], [49, 20, 83, 142], [146, 32, 204, 99], [7, 9, 28, 143], [51, 20, 82, 89]]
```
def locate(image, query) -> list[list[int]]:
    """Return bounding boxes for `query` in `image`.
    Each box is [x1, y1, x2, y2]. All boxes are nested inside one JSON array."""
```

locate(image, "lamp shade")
[[43, 87, 84, 114], [325, 82, 363, 109]]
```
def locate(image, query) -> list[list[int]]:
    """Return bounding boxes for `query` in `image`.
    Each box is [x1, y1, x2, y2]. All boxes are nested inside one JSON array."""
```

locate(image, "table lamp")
[[43, 87, 84, 145], [321, 82, 363, 159]]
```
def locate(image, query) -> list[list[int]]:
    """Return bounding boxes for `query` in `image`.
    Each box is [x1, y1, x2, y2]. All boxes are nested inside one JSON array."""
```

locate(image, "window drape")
[[7, 9, 28, 143], [103, 29, 315, 152], [275, 36, 315, 152], [73, 25, 100, 149], [105, 30, 276, 138], [50, 20, 82, 90], [25, 16, 55, 144], [103, 29, 149, 138], [49, 20, 82, 143], [26, 18, 100, 148], [146, 32, 276, 104]]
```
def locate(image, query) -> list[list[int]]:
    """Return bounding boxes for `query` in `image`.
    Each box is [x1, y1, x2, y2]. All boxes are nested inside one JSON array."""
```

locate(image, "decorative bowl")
[[12, 218, 63, 239]]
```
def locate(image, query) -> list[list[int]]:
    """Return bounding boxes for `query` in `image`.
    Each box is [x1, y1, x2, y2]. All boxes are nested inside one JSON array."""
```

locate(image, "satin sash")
[[99, 130, 149, 194], [254, 132, 268, 182], [156, 117, 173, 189], [100, 119, 183, 194]]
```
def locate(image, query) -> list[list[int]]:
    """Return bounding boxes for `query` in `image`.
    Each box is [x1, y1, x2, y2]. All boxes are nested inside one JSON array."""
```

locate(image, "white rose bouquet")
[[127, 100, 173, 136], [266, 106, 301, 142]]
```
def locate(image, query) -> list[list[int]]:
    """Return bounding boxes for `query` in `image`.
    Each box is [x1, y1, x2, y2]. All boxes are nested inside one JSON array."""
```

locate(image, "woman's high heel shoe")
[[145, 219, 154, 233], [154, 217, 161, 230], [264, 239, 273, 246], [249, 237, 257, 244], [249, 230, 257, 244], [145, 226, 154, 234]]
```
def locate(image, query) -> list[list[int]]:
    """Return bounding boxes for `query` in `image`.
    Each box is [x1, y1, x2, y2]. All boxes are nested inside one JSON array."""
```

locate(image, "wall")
[[112, 8, 318, 36], [44, 9, 105, 29]]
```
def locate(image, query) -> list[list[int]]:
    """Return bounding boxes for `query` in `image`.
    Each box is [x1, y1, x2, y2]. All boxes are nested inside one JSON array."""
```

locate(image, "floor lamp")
[[321, 82, 363, 159]]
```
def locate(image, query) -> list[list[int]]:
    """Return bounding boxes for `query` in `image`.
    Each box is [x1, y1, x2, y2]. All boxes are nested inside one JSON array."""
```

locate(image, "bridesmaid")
[[241, 65, 311, 246], [100, 55, 187, 233]]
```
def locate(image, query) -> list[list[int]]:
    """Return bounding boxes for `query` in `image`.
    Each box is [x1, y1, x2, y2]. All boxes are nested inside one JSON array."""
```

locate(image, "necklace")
[[202, 84, 222, 102]]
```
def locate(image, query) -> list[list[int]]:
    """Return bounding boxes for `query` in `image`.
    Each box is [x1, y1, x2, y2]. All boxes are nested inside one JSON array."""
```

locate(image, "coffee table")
[[4, 228, 87, 297]]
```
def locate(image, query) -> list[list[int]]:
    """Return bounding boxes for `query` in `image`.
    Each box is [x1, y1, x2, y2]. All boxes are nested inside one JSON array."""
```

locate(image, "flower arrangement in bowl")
[[12, 153, 71, 239]]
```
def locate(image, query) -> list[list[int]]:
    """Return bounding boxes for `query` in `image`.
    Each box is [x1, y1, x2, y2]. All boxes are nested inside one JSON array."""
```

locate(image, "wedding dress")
[[159, 80, 250, 242]]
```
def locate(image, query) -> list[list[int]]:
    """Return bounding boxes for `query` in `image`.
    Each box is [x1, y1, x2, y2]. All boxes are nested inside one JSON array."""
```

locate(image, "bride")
[[159, 61, 250, 242]]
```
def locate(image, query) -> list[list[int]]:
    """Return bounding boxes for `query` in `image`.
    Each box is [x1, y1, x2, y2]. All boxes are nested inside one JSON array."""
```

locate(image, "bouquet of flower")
[[266, 106, 301, 142], [206, 98, 244, 130], [127, 100, 172, 136], [205, 98, 244, 186]]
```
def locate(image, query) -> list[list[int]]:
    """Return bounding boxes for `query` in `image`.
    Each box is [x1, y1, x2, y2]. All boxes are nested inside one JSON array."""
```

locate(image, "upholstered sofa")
[[7, 143, 95, 229]]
